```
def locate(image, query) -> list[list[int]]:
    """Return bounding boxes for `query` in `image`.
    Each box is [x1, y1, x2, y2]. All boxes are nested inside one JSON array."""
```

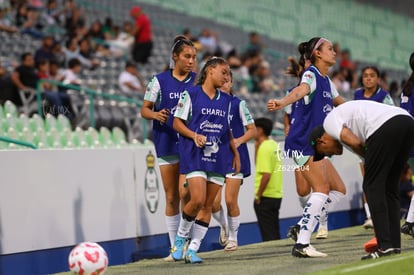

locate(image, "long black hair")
[[298, 37, 327, 64], [195, 56, 228, 85], [402, 52, 414, 97]]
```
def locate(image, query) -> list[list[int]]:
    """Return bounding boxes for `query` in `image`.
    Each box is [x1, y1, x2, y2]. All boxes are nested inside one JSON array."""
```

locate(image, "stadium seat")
[[112, 126, 127, 147], [3, 100, 18, 117]]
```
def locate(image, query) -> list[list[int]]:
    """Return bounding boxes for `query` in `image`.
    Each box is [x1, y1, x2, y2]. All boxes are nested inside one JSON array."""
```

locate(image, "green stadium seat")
[[57, 114, 71, 132], [4, 100, 18, 117], [99, 126, 113, 148], [112, 126, 127, 147], [44, 114, 58, 132], [28, 114, 45, 132], [85, 127, 101, 148]]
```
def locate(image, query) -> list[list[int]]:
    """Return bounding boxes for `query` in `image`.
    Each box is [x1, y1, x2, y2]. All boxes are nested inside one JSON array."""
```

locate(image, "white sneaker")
[[363, 218, 374, 229], [292, 244, 328, 258], [219, 226, 229, 246], [224, 240, 238, 251], [163, 254, 175, 262], [316, 228, 328, 239]]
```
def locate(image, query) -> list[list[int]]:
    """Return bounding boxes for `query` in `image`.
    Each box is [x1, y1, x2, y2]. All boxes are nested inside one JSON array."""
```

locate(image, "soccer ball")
[[68, 242, 108, 275]]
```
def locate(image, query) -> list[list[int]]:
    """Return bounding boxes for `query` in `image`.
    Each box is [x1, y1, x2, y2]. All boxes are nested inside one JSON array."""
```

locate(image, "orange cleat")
[[364, 237, 378, 253]]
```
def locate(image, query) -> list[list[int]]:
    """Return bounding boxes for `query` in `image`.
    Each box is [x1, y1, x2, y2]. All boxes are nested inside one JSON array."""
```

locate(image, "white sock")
[[177, 214, 195, 238], [188, 220, 209, 251], [212, 206, 227, 229], [406, 196, 414, 223], [299, 194, 311, 209], [297, 192, 328, 245], [319, 190, 345, 230], [364, 202, 371, 219], [228, 215, 240, 241], [319, 199, 329, 230], [165, 214, 181, 247]]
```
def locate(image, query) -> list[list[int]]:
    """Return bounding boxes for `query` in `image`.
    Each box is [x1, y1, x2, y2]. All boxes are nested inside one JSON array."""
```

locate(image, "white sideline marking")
[[340, 255, 413, 273]]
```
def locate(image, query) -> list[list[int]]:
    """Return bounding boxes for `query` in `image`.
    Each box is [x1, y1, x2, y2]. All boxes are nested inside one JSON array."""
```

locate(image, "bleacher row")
[[136, 0, 414, 72], [0, 100, 151, 150]]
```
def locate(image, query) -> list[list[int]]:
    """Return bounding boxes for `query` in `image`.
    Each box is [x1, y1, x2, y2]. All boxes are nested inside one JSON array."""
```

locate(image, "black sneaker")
[[292, 243, 327, 258], [287, 224, 300, 242], [401, 222, 414, 237], [361, 248, 401, 260]]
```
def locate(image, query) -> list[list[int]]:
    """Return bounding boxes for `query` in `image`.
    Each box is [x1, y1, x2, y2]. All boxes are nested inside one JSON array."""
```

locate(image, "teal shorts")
[[157, 155, 179, 166]]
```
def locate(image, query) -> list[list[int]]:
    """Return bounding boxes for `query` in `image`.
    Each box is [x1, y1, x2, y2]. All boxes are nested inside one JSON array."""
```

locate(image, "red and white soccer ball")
[[68, 242, 108, 275]]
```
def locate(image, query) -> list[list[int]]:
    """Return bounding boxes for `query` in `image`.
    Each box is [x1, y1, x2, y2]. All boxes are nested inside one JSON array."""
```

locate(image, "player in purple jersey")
[[354, 65, 394, 230], [268, 37, 346, 258], [140, 35, 197, 260], [400, 51, 414, 237], [211, 71, 257, 251], [171, 57, 240, 263]]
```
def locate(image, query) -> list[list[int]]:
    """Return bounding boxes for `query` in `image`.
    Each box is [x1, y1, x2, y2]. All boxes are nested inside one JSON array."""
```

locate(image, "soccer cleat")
[[292, 244, 328, 258], [171, 236, 186, 261], [364, 237, 378, 253], [184, 249, 203, 264], [363, 218, 374, 229], [315, 228, 328, 239], [219, 225, 229, 246], [401, 222, 414, 237], [361, 248, 400, 260], [287, 224, 300, 242], [224, 240, 238, 251]]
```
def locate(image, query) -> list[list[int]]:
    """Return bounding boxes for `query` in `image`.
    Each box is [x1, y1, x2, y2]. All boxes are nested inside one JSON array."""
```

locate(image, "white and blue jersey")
[[354, 87, 394, 105], [174, 86, 233, 176], [228, 95, 254, 177], [144, 70, 197, 157], [285, 65, 339, 157]]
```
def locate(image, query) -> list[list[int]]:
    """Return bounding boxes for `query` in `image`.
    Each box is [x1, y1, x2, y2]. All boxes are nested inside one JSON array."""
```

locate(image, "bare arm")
[[229, 130, 241, 175], [333, 95, 346, 106], [10, 71, 26, 90], [233, 123, 257, 148], [173, 117, 206, 148], [140, 100, 169, 123], [283, 112, 290, 136], [340, 126, 365, 158], [267, 82, 310, 111]]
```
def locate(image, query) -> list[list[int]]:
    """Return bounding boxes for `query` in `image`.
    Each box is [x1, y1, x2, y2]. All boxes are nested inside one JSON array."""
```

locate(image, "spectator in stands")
[[34, 35, 56, 65], [244, 31, 264, 55], [78, 37, 102, 64], [15, 2, 43, 38], [44, 0, 66, 26], [102, 16, 115, 40], [380, 71, 390, 91], [49, 59, 64, 82], [61, 57, 82, 86], [198, 28, 219, 55], [63, 36, 97, 69], [87, 19, 105, 41], [118, 60, 145, 94], [331, 69, 350, 94], [37, 59, 72, 118], [10, 52, 38, 106], [130, 6, 153, 64], [0, 7, 18, 33], [52, 40, 65, 67], [0, 65, 15, 105], [107, 21, 134, 57], [64, 5, 85, 39]]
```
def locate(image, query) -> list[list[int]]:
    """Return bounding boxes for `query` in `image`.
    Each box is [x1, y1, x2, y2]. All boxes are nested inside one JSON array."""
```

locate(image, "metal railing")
[[36, 79, 146, 139], [0, 136, 37, 149]]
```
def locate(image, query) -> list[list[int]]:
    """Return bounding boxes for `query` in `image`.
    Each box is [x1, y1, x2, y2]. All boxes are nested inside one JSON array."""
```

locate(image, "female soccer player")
[[140, 35, 197, 259], [354, 65, 394, 229], [211, 71, 257, 251], [268, 37, 346, 257], [400, 51, 414, 237], [171, 57, 240, 263]]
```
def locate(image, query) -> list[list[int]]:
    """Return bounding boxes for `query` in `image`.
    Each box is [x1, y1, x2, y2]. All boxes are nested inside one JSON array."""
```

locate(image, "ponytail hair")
[[286, 56, 307, 78], [195, 56, 228, 85], [298, 37, 329, 64], [402, 52, 414, 97], [169, 35, 194, 69]]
